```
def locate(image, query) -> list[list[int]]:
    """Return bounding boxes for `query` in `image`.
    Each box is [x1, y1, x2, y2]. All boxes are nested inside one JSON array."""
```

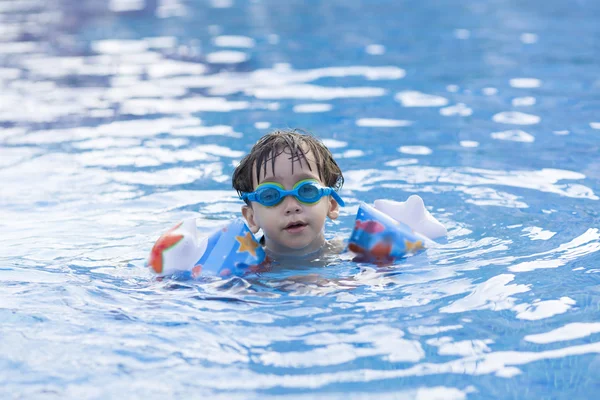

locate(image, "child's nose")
[[282, 195, 302, 214]]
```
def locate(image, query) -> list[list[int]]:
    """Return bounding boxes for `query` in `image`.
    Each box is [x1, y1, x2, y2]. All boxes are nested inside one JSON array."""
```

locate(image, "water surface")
[[1, 0, 600, 398]]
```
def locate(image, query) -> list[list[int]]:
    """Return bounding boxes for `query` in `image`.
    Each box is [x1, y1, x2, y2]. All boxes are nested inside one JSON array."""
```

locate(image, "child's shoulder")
[[325, 236, 346, 255]]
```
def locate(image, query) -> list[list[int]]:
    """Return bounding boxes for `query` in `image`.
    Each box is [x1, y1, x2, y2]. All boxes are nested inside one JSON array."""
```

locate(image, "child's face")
[[241, 146, 340, 256]]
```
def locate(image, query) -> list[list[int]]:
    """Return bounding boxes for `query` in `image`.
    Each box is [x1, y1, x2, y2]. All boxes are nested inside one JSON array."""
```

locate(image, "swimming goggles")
[[241, 179, 345, 207]]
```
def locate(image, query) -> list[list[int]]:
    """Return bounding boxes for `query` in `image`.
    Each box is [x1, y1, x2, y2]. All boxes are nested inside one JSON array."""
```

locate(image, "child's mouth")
[[285, 222, 307, 232]]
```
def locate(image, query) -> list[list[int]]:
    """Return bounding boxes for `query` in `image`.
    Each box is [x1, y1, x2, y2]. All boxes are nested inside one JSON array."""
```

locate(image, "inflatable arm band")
[[347, 195, 447, 263], [148, 219, 267, 278]]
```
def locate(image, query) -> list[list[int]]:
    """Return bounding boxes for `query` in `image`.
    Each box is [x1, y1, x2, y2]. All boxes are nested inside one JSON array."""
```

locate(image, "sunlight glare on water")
[[1, 0, 600, 399]]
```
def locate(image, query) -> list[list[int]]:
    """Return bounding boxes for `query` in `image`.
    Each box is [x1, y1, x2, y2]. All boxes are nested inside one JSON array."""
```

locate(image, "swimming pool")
[[1, 0, 599, 398]]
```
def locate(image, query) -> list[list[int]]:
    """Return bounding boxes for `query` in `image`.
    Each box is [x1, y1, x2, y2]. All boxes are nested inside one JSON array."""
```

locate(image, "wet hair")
[[232, 129, 344, 202]]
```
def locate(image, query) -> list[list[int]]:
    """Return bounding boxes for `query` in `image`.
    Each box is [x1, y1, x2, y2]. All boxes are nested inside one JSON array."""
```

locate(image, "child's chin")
[[284, 238, 324, 253]]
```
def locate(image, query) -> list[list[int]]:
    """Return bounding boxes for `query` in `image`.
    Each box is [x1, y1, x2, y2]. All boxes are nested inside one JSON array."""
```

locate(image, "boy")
[[232, 129, 346, 260]]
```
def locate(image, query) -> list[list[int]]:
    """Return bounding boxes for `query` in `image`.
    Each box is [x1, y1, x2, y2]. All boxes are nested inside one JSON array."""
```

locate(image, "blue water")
[[1, 0, 600, 398]]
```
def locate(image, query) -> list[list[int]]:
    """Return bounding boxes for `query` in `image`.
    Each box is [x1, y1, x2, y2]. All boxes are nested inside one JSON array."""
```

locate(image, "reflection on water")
[[1, 0, 600, 398]]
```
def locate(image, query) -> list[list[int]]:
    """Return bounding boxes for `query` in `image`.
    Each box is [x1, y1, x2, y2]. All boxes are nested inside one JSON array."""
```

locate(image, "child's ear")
[[242, 205, 260, 233], [327, 197, 340, 220]]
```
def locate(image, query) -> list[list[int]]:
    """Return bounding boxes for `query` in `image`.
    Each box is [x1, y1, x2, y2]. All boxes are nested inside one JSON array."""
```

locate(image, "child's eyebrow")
[[260, 173, 318, 183]]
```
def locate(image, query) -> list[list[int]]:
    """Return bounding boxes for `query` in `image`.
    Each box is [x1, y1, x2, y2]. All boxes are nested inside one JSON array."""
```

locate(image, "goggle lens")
[[257, 187, 282, 206], [297, 182, 320, 203]]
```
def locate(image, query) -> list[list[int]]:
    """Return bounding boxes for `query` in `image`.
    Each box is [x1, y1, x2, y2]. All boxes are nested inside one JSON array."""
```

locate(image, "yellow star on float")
[[236, 232, 259, 257], [404, 239, 424, 253]]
